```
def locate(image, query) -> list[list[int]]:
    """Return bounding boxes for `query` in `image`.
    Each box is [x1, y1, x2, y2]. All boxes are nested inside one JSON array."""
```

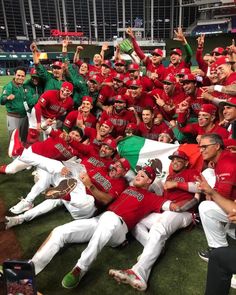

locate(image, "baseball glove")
[[44, 178, 77, 199]]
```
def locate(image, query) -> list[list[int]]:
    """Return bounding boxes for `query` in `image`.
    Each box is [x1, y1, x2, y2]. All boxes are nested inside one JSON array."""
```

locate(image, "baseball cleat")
[[62, 266, 85, 289], [44, 178, 77, 199], [198, 247, 215, 262], [109, 268, 147, 291], [9, 198, 33, 215], [5, 216, 24, 229]]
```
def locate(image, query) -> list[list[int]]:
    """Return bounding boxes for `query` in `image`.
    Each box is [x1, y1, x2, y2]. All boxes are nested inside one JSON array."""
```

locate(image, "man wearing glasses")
[[198, 133, 236, 261]]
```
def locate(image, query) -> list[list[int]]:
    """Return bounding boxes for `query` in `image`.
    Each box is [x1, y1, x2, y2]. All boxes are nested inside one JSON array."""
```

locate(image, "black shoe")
[[198, 247, 214, 262], [44, 178, 77, 199]]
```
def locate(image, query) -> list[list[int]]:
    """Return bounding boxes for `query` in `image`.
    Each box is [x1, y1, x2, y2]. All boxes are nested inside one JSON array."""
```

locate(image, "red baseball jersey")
[[31, 129, 79, 160], [83, 127, 114, 151], [35, 90, 74, 123], [137, 121, 171, 141], [99, 109, 137, 137], [64, 110, 97, 129], [98, 85, 127, 105], [164, 168, 200, 203], [214, 150, 236, 200], [69, 140, 114, 170], [87, 167, 128, 207], [108, 186, 166, 230]]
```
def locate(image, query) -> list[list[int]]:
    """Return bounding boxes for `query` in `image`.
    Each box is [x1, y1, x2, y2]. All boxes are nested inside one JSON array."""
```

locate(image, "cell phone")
[[3, 260, 37, 295]]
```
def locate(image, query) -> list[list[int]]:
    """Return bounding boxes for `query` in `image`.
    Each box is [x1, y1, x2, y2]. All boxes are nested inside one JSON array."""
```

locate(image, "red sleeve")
[[196, 48, 208, 73], [34, 102, 42, 124], [131, 37, 146, 61]]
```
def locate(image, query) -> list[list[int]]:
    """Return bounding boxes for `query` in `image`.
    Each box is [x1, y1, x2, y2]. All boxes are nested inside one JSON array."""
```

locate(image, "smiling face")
[[223, 105, 236, 123], [14, 70, 26, 85], [93, 54, 102, 66], [52, 67, 63, 79], [99, 144, 114, 158], [79, 63, 89, 76], [133, 170, 151, 188], [99, 123, 112, 137], [60, 87, 72, 100], [182, 81, 196, 95], [151, 54, 162, 65], [108, 161, 126, 178], [142, 109, 154, 124], [69, 130, 82, 142], [81, 100, 93, 112], [171, 157, 188, 173], [170, 53, 182, 65], [198, 112, 214, 127], [216, 63, 232, 82], [199, 137, 220, 162]]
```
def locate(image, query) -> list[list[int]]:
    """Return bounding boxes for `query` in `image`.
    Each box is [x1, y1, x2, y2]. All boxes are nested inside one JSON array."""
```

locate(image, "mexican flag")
[[118, 136, 203, 194]]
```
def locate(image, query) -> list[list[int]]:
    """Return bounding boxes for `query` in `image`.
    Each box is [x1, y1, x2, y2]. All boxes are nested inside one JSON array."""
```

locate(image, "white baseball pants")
[[32, 211, 128, 275], [131, 211, 192, 283], [199, 201, 236, 248]]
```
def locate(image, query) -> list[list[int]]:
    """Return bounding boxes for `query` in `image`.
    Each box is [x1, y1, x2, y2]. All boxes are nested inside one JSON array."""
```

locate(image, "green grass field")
[[0, 75, 236, 295]]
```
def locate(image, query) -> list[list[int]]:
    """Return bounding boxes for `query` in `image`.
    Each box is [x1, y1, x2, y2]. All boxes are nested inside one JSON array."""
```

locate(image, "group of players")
[[0, 27, 236, 294]]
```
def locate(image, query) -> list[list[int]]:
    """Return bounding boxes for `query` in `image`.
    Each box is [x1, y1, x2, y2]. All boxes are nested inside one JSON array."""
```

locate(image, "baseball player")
[[27, 166, 163, 282], [63, 96, 97, 131], [177, 103, 229, 141], [5, 135, 117, 215], [197, 133, 236, 261], [109, 150, 200, 291], [25, 81, 74, 144], [4, 158, 130, 229], [98, 95, 137, 139]]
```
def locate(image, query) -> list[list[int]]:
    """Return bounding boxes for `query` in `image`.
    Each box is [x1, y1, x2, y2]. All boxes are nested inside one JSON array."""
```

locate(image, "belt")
[[7, 112, 24, 118]]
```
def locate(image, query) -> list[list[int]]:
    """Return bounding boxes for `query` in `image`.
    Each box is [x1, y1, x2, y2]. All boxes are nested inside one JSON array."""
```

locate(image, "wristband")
[[214, 85, 223, 93]]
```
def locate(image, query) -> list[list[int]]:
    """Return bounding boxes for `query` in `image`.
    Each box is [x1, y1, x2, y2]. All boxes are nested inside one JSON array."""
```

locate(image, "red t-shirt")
[[138, 121, 171, 141], [83, 127, 114, 151]]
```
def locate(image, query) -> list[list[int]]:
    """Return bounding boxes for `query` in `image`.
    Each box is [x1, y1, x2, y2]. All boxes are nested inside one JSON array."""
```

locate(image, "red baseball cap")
[[113, 73, 125, 82], [126, 123, 137, 130], [52, 61, 63, 68], [115, 59, 126, 66], [128, 63, 140, 71], [176, 68, 191, 76], [213, 56, 230, 68], [200, 104, 217, 116], [101, 60, 112, 68], [142, 166, 156, 183], [163, 74, 176, 84], [102, 119, 113, 129], [118, 158, 130, 172], [211, 47, 224, 55], [182, 74, 196, 83], [170, 48, 182, 56], [61, 81, 73, 92], [127, 79, 142, 88], [82, 96, 93, 104], [219, 97, 236, 107], [89, 74, 102, 84], [30, 68, 39, 77], [102, 138, 117, 150], [168, 150, 189, 161], [152, 48, 163, 57], [114, 95, 126, 103]]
